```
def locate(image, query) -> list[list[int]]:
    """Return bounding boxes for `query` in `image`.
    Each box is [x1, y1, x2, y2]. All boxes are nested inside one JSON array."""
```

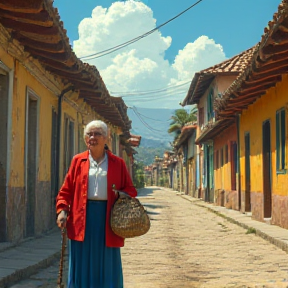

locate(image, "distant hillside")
[[134, 146, 168, 166], [134, 136, 171, 166]]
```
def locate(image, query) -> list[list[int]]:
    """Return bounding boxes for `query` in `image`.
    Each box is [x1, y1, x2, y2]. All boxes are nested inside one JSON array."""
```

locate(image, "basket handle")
[[112, 185, 131, 198]]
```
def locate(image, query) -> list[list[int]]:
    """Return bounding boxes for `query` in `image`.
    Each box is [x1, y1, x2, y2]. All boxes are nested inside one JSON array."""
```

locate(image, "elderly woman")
[[56, 120, 137, 288]]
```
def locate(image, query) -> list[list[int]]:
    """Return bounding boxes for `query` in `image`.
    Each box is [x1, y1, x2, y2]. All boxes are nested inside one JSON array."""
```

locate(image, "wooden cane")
[[57, 227, 67, 288]]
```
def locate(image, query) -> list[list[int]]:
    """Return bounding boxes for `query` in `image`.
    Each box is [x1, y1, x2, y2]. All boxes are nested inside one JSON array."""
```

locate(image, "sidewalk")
[[1, 188, 288, 287], [0, 228, 62, 288], [178, 192, 288, 254]]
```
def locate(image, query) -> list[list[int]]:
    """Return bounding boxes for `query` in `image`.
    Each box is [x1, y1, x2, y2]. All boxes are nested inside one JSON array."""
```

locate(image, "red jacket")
[[56, 150, 137, 247]]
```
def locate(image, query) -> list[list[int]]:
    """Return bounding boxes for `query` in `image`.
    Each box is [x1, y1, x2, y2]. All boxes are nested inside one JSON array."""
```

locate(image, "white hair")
[[84, 120, 108, 138]]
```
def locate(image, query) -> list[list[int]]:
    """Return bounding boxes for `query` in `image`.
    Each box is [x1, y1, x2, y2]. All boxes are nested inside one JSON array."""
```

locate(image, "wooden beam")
[[262, 42, 288, 55], [254, 58, 288, 74], [272, 29, 288, 44], [25, 46, 73, 63], [0, 17, 58, 34], [262, 51, 288, 64], [0, 9, 53, 27], [219, 115, 235, 119], [79, 87, 102, 94], [18, 36, 65, 53], [248, 69, 286, 82], [18, 31, 62, 44], [241, 77, 280, 90], [45, 68, 94, 82], [235, 97, 259, 104], [238, 83, 276, 96], [228, 91, 265, 103], [36, 57, 82, 72], [0, 0, 43, 13]]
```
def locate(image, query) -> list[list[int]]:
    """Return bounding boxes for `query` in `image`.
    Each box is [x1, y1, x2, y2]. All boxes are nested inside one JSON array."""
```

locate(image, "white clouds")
[[171, 36, 226, 83], [73, 0, 226, 109]]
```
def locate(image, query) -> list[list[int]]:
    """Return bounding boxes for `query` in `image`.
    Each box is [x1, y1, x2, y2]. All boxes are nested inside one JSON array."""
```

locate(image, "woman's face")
[[85, 127, 107, 152]]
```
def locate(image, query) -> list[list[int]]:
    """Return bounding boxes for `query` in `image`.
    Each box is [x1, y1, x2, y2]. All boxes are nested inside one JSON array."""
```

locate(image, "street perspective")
[[1, 0, 288, 288]]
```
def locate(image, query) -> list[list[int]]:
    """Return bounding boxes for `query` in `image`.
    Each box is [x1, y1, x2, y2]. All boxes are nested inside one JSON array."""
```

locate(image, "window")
[[51, 108, 57, 197], [276, 108, 286, 172], [231, 141, 238, 190], [220, 147, 224, 167], [207, 89, 214, 121], [199, 107, 204, 127], [225, 144, 228, 164]]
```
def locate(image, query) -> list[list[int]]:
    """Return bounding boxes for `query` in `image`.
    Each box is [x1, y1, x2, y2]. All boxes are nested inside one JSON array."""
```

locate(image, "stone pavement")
[[0, 228, 62, 288], [178, 192, 288, 255], [1, 186, 288, 288]]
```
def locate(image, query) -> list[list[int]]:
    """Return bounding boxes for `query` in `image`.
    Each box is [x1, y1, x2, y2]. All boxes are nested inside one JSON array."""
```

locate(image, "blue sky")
[[54, 0, 280, 110]]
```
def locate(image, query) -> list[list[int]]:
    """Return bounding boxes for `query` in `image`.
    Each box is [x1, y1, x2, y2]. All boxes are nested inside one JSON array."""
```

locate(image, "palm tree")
[[168, 106, 197, 140]]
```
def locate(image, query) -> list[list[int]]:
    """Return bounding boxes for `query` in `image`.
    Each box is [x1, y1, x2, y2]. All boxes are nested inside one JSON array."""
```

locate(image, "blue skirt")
[[68, 200, 123, 288]]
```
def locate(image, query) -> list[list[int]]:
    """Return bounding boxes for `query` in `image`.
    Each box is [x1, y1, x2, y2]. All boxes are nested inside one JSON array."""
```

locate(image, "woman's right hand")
[[57, 210, 67, 228]]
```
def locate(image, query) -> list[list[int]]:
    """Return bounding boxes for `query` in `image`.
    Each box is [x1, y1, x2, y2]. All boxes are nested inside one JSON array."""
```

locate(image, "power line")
[[130, 106, 169, 134], [123, 90, 186, 100], [79, 0, 204, 60], [128, 106, 170, 122], [111, 80, 191, 96], [123, 90, 186, 103], [131, 107, 165, 133]]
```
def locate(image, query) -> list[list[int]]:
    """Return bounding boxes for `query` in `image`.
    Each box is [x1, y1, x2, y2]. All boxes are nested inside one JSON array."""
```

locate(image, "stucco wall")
[[213, 123, 238, 210], [214, 123, 237, 191], [4, 56, 61, 241], [239, 74, 288, 226]]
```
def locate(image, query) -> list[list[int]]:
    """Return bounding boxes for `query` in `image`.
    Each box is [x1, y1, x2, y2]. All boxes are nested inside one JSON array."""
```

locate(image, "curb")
[[179, 194, 288, 255], [0, 251, 60, 288]]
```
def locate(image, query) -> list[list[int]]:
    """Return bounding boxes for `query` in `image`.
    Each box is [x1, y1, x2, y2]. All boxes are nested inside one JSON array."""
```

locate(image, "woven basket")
[[110, 196, 150, 238]]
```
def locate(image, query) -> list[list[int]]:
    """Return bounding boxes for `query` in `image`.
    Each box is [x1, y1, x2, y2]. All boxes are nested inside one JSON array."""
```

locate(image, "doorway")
[[63, 115, 75, 179], [262, 120, 272, 219], [25, 91, 39, 237], [51, 108, 57, 218], [0, 71, 9, 242], [244, 133, 251, 212], [206, 145, 214, 202]]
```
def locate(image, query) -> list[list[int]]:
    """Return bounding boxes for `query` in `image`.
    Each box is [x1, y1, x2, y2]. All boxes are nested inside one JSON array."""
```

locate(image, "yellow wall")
[[7, 58, 59, 186], [1, 38, 128, 241], [239, 75, 288, 196]]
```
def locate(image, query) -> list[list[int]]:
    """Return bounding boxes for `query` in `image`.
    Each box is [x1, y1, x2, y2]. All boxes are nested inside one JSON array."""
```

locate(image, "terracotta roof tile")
[[215, 0, 288, 117], [0, 0, 131, 129], [182, 46, 256, 105]]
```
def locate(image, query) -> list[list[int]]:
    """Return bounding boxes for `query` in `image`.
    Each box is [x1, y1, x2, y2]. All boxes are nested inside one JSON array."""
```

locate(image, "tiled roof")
[[195, 0, 288, 145], [0, 0, 130, 129], [127, 133, 141, 147], [182, 47, 256, 106], [216, 0, 288, 118], [175, 124, 197, 148]]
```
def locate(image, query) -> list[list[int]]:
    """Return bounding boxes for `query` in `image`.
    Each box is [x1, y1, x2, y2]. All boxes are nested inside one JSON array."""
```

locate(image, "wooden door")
[[244, 133, 251, 212], [262, 120, 272, 218]]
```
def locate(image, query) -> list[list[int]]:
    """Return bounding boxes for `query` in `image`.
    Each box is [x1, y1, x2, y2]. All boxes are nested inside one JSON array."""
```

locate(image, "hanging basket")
[[110, 196, 150, 238]]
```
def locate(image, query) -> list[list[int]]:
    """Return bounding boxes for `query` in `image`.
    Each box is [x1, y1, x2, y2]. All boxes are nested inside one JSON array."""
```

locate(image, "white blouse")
[[87, 152, 108, 200]]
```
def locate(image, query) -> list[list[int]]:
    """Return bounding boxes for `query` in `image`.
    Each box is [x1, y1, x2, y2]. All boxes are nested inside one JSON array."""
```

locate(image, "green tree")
[[132, 161, 145, 189], [134, 146, 167, 166], [168, 107, 197, 140]]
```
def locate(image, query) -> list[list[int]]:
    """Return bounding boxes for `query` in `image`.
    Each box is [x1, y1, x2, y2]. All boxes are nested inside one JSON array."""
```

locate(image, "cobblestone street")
[[9, 187, 288, 288]]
